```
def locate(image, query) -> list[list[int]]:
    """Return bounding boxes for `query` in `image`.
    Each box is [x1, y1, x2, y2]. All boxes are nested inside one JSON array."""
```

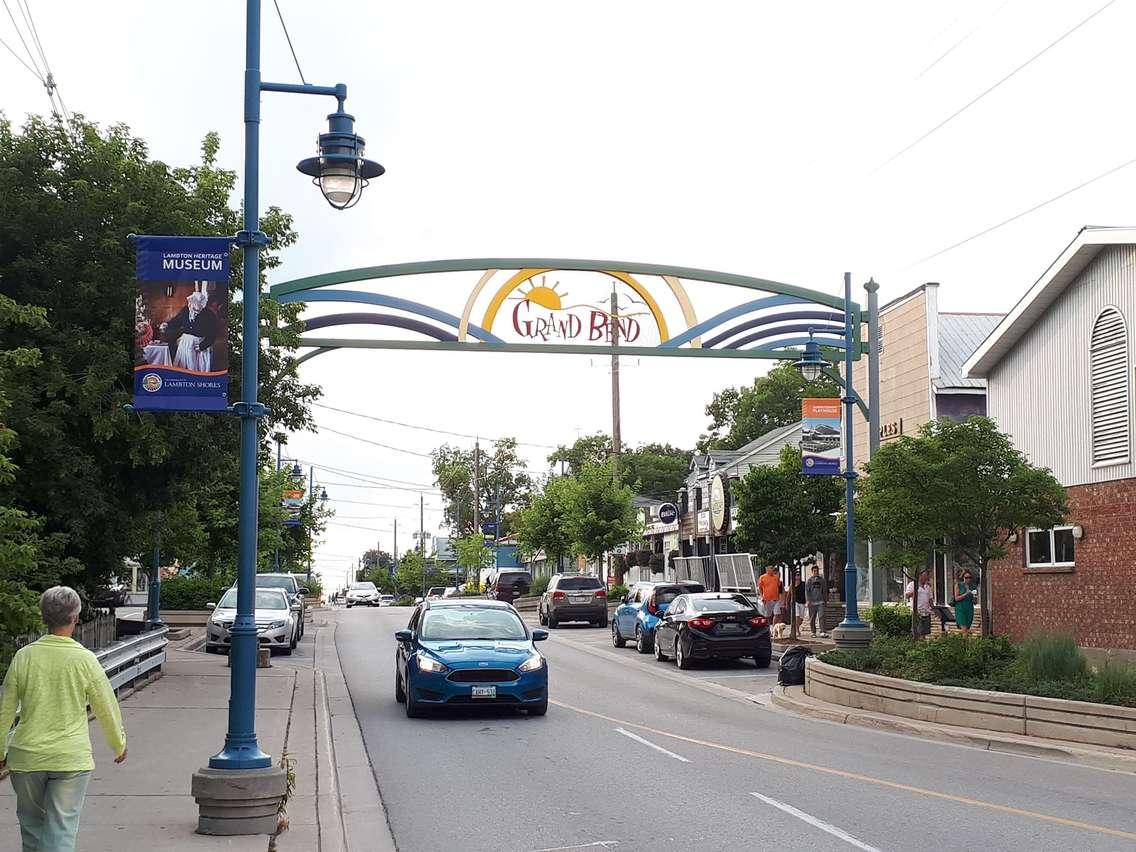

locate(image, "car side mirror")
[[531, 628, 549, 642], [394, 629, 413, 643], [205, 603, 215, 611], [299, 587, 310, 595]]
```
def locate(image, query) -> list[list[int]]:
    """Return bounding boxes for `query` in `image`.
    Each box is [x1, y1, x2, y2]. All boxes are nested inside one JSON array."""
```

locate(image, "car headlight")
[[416, 653, 447, 674], [268, 620, 286, 629], [518, 654, 545, 673]]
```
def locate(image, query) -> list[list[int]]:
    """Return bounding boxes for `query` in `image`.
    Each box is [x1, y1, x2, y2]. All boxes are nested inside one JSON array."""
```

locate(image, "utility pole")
[[306, 466, 314, 584], [610, 287, 622, 477], [273, 440, 282, 572], [393, 518, 398, 565], [419, 493, 427, 599], [472, 439, 481, 540]]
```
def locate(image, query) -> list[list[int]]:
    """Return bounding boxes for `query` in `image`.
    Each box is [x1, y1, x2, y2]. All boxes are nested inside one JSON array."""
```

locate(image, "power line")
[[272, 0, 307, 85], [0, 32, 38, 79], [915, 1, 1012, 80], [319, 479, 439, 493], [14, 0, 68, 124], [300, 459, 438, 490], [314, 423, 435, 459], [3, 0, 40, 77], [327, 497, 442, 510], [914, 153, 1136, 264], [877, 0, 1118, 170]]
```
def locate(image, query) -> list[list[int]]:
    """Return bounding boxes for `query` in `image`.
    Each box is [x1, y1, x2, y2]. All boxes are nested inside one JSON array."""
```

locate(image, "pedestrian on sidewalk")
[[757, 565, 783, 625], [791, 569, 807, 637], [805, 565, 826, 637], [904, 571, 933, 640], [953, 569, 978, 637], [0, 586, 128, 852]]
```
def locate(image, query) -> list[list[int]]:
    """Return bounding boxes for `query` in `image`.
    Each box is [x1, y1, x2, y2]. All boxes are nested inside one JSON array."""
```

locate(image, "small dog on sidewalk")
[[771, 622, 792, 640]]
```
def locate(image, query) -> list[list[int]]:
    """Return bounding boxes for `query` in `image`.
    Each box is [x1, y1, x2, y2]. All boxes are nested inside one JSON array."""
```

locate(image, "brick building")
[[965, 227, 1136, 650]]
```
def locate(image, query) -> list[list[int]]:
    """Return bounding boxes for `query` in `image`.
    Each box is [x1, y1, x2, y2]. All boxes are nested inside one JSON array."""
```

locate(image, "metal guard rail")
[[95, 627, 168, 691]]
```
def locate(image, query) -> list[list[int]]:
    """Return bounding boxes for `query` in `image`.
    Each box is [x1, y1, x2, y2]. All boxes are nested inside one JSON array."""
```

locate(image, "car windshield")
[[351, 583, 377, 591], [680, 583, 706, 593], [218, 589, 289, 610], [427, 587, 446, 595], [690, 596, 751, 613], [557, 577, 602, 590], [255, 575, 296, 592], [419, 607, 527, 641]]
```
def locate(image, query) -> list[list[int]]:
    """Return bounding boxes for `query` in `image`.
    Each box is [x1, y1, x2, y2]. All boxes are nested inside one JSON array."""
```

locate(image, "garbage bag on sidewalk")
[[777, 645, 813, 686]]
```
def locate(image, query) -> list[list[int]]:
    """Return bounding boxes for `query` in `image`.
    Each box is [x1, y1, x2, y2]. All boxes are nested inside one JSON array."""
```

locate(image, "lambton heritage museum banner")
[[133, 236, 231, 411], [800, 397, 842, 476]]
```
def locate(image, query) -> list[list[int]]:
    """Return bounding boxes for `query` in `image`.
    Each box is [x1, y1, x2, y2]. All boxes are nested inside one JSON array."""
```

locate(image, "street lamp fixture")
[[319, 487, 329, 503], [296, 107, 385, 210], [793, 331, 826, 382], [291, 462, 303, 478]]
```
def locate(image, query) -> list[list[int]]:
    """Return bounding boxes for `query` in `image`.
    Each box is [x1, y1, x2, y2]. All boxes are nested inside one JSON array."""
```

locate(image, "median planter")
[[806, 658, 1136, 749]]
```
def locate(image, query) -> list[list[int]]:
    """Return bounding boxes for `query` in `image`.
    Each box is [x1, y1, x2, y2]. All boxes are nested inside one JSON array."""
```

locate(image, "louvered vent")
[[1091, 308, 1129, 465]]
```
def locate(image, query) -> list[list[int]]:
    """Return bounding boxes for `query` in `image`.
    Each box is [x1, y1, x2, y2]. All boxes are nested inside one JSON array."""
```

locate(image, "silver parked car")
[[346, 581, 380, 607], [206, 587, 297, 655], [254, 573, 308, 639]]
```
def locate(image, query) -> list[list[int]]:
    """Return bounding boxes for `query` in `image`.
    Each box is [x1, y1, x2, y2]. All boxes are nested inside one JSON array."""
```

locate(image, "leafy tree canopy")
[[548, 434, 690, 500], [565, 461, 641, 562], [431, 438, 532, 537], [514, 474, 575, 565]]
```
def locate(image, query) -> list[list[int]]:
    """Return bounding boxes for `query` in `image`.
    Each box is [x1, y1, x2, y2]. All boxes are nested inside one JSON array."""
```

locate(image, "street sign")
[[481, 522, 497, 536], [657, 503, 678, 524]]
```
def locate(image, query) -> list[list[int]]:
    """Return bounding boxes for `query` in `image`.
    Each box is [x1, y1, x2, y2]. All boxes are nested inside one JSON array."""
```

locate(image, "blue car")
[[611, 581, 705, 654], [394, 599, 549, 718]]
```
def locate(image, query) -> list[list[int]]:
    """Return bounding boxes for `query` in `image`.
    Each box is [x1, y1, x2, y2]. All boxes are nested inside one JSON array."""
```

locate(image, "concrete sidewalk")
[[0, 617, 391, 851]]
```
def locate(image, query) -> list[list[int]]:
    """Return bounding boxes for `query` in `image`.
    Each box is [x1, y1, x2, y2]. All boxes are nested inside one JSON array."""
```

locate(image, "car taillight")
[[748, 615, 768, 628], [552, 591, 566, 600], [645, 600, 657, 615], [689, 616, 716, 629], [594, 590, 606, 599]]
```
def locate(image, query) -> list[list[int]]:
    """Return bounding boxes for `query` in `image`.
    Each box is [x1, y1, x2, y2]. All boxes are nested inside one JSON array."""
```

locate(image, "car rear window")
[[557, 577, 602, 590], [256, 575, 298, 592], [654, 587, 683, 605], [690, 596, 751, 613]]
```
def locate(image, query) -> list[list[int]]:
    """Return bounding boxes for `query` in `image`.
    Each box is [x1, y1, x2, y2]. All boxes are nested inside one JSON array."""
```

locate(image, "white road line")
[[529, 842, 619, 851], [615, 727, 691, 762], [750, 793, 881, 851], [693, 673, 776, 679]]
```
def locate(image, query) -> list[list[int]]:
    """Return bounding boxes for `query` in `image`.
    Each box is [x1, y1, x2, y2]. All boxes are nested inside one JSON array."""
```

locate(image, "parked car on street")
[[253, 573, 308, 638], [379, 594, 396, 607], [538, 574, 608, 628], [426, 586, 448, 600], [485, 569, 532, 603], [652, 592, 772, 669], [393, 599, 549, 717], [346, 581, 381, 607], [205, 587, 297, 655], [612, 581, 706, 653]]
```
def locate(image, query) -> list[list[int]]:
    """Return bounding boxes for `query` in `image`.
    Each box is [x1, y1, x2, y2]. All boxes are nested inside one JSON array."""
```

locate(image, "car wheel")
[[597, 613, 608, 628], [635, 626, 653, 654], [538, 606, 548, 626], [754, 646, 772, 669], [205, 644, 218, 655], [281, 644, 293, 656], [395, 669, 406, 703], [405, 684, 425, 718], [548, 612, 559, 629], [526, 700, 548, 716], [675, 635, 692, 670], [611, 621, 626, 648], [653, 634, 669, 661]]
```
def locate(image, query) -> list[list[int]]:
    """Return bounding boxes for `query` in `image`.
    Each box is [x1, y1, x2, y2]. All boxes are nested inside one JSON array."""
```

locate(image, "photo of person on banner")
[[161, 282, 218, 372], [134, 281, 228, 374]]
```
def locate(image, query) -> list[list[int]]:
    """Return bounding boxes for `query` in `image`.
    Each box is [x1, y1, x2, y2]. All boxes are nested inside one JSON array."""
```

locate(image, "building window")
[[1026, 526, 1076, 569], [1090, 307, 1130, 466], [694, 487, 703, 510]]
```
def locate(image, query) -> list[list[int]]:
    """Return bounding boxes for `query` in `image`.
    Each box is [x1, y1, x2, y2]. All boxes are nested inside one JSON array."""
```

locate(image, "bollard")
[[225, 647, 272, 668]]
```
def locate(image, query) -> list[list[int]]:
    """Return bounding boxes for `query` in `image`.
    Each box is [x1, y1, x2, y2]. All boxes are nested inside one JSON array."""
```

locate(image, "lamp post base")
[[831, 621, 874, 650], [192, 765, 287, 836]]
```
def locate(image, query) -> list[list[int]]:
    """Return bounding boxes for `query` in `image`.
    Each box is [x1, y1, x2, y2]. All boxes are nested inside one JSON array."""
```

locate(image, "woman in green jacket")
[[953, 570, 978, 637], [0, 587, 128, 852]]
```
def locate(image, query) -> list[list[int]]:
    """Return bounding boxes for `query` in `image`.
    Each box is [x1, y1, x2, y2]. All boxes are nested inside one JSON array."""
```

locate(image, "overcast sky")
[[5, 1, 1134, 589]]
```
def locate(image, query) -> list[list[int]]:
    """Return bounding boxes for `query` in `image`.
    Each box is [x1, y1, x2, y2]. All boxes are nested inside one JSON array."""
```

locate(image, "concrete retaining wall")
[[806, 658, 1136, 750]]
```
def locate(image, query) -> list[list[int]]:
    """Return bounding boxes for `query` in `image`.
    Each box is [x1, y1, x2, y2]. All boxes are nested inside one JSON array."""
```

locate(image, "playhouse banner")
[[133, 236, 231, 411], [800, 397, 842, 476]]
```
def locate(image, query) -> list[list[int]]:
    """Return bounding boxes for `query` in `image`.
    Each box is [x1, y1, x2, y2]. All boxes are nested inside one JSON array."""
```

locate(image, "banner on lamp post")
[[800, 397, 842, 476], [132, 236, 232, 411]]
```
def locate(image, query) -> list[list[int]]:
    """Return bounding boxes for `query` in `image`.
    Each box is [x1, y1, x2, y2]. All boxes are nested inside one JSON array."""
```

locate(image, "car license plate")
[[571, 596, 589, 604], [718, 623, 744, 634], [472, 686, 496, 698]]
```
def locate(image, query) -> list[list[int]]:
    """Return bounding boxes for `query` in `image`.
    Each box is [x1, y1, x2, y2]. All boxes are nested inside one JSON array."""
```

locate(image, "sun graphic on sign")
[[518, 276, 567, 310]]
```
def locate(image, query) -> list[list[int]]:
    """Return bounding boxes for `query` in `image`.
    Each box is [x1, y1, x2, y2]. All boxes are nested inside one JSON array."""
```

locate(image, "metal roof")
[[935, 313, 1003, 390], [965, 227, 1136, 377]]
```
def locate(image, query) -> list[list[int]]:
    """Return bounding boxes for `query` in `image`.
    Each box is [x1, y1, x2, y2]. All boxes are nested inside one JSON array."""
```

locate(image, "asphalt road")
[[334, 606, 1136, 852]]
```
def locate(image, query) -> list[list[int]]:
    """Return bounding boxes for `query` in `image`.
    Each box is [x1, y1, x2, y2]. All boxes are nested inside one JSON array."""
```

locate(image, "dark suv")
[[486, 569, 532, 603], [539, 574, 608, 628]]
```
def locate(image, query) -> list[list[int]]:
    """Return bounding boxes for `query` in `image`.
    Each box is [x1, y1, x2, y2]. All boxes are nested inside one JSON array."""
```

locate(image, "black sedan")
[[653, 592, 772, 669]]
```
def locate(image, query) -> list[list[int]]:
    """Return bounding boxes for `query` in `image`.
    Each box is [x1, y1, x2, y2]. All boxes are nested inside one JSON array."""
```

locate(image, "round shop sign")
[[710, 474, 728, 534], [657, 503, 678, 524], [141, 373, 163, 393]]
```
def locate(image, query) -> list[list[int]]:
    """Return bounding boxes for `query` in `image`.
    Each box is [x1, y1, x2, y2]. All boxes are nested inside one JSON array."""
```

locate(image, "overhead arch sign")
[[267, 258, 862, 364]]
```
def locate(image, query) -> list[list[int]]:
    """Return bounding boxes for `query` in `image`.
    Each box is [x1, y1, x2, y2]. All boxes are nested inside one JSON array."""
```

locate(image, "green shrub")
[[530, 575, 550, 597], [395, 596, 415, 607], [608, 584, 629, 602], [904, 633, 1016, 683], [1019, 632, 1087, 683], [1094, 660, 1136, 706], [159, 575, 234, 610], [864, 603, 914, 639]]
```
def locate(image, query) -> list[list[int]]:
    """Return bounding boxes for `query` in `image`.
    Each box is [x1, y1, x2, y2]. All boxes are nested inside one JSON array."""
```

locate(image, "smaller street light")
[[319, 487, 329, 503], [793, 331, 826, 382], [297, 107, 385, 210]]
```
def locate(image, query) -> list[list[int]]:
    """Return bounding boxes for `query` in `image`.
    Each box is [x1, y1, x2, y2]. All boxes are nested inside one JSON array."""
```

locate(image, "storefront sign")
[[657, 502, 678, 524], [709, 474, 729, 534], [880, 418, 904, 441], [696, 510, 710, 535], [133, 235, 231, 411], [801, 397, 842, 476]]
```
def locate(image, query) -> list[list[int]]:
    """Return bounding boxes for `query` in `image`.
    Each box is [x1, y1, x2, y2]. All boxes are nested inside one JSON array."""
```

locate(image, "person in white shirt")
[[904, 570, 933, 640]]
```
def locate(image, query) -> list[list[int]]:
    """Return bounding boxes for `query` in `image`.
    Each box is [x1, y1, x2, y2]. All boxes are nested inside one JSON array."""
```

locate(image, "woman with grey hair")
[[0, 586, 128, 851]]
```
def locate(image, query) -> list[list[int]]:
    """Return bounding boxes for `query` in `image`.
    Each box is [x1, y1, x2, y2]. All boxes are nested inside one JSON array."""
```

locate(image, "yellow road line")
[[550, 699, 1136, 842]]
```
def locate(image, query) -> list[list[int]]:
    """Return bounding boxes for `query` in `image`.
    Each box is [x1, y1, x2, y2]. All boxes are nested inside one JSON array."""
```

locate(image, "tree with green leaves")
[[733, 446, 843, 569], [361, 549, 394, 573], [698, 362, 838, 452], [432, 438, 533, 537], [547, 435, 690, 500], [565, 461, 641, 584], [514, 475, 576, 574], [394, 550, 428, 598], [454, 535, 495, 585], [858, 417, 1067, 637]]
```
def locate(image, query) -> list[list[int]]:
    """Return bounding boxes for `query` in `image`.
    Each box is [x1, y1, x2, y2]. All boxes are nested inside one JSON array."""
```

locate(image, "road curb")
[[770, 685, 1136, 775]]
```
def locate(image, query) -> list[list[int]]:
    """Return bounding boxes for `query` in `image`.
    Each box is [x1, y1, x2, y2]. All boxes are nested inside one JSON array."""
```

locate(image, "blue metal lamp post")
[[794, 274, 872, 649], [194, 2, 382, 826]]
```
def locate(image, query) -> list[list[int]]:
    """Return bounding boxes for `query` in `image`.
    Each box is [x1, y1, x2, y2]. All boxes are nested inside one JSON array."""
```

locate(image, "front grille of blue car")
[[448, 669, 519, 683]]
